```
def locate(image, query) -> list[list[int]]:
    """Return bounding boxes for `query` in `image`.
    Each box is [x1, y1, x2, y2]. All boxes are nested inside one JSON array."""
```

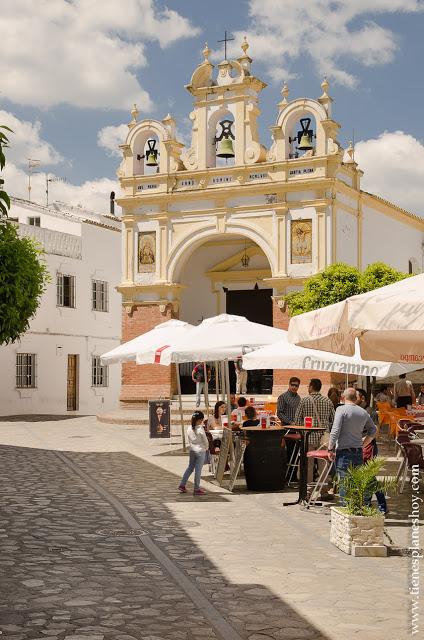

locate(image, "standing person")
[[178, 411, 208, 495], [327, 387, 342, 410], [394, 374, 415, 408], [295, 378, 335, 484], [277, 377, 301, 426], [192, 363, 211, 408], [356, 389, 387, 513], [375, 385, 393, 406], [295, 379, 335, 448], [416, 384, 424, 405], [328, 388, 376, 506], [234, 357, 248, 394]]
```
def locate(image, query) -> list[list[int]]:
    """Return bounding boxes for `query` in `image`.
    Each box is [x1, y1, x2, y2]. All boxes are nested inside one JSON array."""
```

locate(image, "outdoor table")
[[282, 426, 326, 506], [241, 426, 287, 491]]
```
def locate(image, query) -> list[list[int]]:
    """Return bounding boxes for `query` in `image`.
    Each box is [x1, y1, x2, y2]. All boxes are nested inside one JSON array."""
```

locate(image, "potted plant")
[[330, 458, 395, 557]]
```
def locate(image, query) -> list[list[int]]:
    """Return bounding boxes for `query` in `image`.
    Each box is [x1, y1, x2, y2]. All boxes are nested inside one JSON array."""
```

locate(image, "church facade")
[[116, 39, 424, 402]]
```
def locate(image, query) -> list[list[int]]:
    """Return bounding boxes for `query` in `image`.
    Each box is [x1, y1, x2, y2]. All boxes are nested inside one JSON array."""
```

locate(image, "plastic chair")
[[305, 448, 333, 507]]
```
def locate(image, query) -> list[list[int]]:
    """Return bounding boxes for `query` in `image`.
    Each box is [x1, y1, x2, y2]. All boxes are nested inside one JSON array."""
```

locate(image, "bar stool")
[[305, 448, 333, 507], [284, 432, 301, 484]]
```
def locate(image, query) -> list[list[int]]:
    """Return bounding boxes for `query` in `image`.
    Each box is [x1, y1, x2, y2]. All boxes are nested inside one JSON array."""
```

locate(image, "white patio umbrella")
[[101, 319, 194, 452], [100, 319, 193, 365], [152, 314, 286, 365], [288, 273, 424, 364], [242, 332, 422, 378], [151, 314, 286, 414]]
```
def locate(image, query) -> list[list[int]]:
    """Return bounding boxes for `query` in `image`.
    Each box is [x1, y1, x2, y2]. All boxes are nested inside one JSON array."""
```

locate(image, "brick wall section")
[[272, 300, 333, 398], [120, 304, 177, 403]]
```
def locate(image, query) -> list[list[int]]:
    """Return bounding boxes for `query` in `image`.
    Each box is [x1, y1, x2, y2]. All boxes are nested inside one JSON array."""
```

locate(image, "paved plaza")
[[0, 415, 421, 640]]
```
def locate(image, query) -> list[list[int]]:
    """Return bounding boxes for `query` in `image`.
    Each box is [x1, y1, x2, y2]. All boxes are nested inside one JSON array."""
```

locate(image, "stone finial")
[[345, 140, 355, 163], [318, 76, 333, 114], [128, 103, 139, 129], [203, 42, 211, 62], [241, 36, 249, 55], [278, 81, 290, 108], [320, 76, 330, 98]]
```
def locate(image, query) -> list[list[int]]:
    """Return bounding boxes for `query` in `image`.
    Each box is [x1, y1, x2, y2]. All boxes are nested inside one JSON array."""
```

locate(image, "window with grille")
[[57, 273, 76, 308], [92, 279, 108, 312], [16, 353, 37, 388], [91, 356, 108, 387], [28, 217, 40, 226]]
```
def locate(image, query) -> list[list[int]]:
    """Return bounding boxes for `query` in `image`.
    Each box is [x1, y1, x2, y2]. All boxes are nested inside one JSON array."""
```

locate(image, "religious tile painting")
[[138, 232, 156, 273], [291, 219, 312, 264]]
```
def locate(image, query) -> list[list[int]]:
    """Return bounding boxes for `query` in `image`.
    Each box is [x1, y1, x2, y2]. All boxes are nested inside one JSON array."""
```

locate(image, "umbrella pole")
[[220, 361, 226, 401], [203, 361, 210, 415], [176, 363, 186, 452], [215, 361, 219, 403], [225, 358, 231, 415]]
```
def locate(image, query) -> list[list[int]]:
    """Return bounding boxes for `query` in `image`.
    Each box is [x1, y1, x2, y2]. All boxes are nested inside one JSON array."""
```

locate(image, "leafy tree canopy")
[[0, 222, 50, 344], [0, 125, 50, 344], [285, 261, 408, 316]]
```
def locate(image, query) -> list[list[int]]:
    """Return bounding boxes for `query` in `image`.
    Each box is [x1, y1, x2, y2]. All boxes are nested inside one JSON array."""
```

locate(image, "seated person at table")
[[237, 396, 248, 409], [206, 401, 226, 450], [242, 405, 260, 428]]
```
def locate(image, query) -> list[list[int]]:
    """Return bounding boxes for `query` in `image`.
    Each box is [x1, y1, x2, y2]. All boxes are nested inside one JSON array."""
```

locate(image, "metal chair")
[[284, 431, 301, 485], [305, 448, 333, 507]]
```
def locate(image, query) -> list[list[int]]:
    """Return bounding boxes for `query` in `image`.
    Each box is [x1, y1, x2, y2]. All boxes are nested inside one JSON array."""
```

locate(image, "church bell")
[[145, 150, 158, 166], [215, 119, 235, 159], [216, 137, 235, 159], [297, 132, 313, 151]]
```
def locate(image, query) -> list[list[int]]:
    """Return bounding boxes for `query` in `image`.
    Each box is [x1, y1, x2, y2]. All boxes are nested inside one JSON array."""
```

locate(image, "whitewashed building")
[[0, 197, 122, 415]]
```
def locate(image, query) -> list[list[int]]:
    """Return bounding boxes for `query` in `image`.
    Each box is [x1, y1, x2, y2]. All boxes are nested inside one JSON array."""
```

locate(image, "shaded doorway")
[[67, 354, 79, 411], [226, 288, 273, 394]]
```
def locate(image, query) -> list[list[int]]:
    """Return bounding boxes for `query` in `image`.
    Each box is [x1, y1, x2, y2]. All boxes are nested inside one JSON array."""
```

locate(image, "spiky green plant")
[[339, 457, 396, 516]]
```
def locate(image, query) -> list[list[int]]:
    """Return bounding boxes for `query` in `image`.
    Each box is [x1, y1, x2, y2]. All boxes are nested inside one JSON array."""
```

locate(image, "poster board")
[[215, 428, 232, 485], [228, 437, 246, 492], [148, 400, 171, 438]]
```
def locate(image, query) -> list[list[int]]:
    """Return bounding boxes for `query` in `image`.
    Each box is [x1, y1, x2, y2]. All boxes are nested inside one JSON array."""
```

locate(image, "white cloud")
[[97, 124, 128, 158], [0, 110, 63, 167], [0, 0, 200, 110], [354, 131, 424, 216], [221, 1, 424, 87], [1, 111, 115, 213]]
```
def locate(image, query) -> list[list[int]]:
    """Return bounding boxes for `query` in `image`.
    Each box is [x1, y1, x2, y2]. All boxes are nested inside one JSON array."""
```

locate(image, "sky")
[[1, 0, 424, 216]]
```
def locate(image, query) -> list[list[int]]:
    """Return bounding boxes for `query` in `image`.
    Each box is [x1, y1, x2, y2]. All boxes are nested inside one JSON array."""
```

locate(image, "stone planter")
[[330, 507, 387, 557]]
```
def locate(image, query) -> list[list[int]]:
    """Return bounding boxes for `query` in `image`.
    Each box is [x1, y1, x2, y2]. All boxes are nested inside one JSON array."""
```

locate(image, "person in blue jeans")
[[179, 411, 209, 496], [328, 387, 376, 506]]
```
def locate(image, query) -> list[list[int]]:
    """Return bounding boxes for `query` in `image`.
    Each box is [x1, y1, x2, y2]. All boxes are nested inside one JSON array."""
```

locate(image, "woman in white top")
[[179, 411, 209, 495]]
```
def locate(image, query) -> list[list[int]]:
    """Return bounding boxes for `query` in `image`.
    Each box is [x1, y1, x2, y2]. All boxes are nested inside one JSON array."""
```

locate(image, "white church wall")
[[286, 191, 316, 202], [336, 209, 358, 266], [361, 204, 423, 272]]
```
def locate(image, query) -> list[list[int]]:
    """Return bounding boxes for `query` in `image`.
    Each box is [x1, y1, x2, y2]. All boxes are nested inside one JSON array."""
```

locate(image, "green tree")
[[0, 126, 50, 345], [0, 125, 12, 217], [359, 262, 407, 292], [285, 262, 408, 316]]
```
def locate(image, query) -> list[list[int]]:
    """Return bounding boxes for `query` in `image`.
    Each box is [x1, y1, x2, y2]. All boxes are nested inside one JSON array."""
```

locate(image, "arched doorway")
[[176, 234, 274, 394]]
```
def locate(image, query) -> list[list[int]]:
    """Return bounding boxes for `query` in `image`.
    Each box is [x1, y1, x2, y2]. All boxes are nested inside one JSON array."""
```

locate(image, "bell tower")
[[181, 37, 267, 171]]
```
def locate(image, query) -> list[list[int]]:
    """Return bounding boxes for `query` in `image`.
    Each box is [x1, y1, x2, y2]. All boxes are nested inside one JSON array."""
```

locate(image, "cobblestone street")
[[0, 416, 420, 640]]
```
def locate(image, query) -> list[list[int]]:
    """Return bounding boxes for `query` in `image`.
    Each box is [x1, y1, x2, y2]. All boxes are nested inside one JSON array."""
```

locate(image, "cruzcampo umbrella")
[[287, 273, 424, 364], [243, 331, 422, 378]]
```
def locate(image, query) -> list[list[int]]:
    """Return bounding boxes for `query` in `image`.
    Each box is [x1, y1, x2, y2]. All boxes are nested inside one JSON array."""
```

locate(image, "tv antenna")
[[27, 159, 41, 202], [46, 174, 66, 206]]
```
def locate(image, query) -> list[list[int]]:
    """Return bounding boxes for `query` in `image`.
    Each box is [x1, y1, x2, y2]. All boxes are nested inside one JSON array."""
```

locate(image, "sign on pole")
[[149, 400, 171, 439]]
